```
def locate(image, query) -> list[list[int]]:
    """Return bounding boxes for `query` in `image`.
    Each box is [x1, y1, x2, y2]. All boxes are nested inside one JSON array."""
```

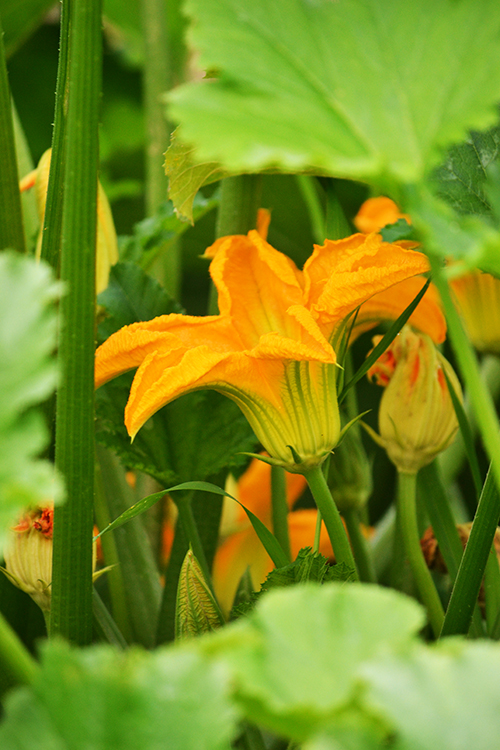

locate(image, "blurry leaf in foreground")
[[169, 0, 500, 184], [202, 583, 424, 741], [363, 640, 500, 750], [0, 253, 63, 555], [0, 640, 238, 750]]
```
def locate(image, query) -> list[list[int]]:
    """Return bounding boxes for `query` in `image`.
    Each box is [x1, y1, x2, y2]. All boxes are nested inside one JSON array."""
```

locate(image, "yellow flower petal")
[[96, 227, 436, 471], [450, 271, 500, 354], [304, 233, 431, 339]]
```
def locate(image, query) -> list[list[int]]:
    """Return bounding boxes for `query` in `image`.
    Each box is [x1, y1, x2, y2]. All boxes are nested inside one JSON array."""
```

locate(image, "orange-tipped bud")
[[365, 326, 461, 474], [3, 503, 98, 613], [2, 504, 54, 612], [20, 149, 118, 294]]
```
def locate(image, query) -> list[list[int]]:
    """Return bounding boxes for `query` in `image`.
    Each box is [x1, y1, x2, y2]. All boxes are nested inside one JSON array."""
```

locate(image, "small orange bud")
[[3, 503, 98, 614], [365, 326, 461, 474], [2, 504, 54, 612]]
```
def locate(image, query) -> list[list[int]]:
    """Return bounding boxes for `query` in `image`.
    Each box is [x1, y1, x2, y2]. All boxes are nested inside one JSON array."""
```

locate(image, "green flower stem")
[[296, 175, 325, 244], [343, 508, 377, 583], [0, 611, 38, 689], [173, 494, 214, 594], [50, 0, 102, 645], [430, 258, 500, 499], [441, 465, 500, 637], [313, 509, 322, 553], [325, 179, 352, 240], [96, 445, 161, 648], [209, 174, 262, 313], [94, 456, 134, 644], [0, 15, 25, 253], [40, 0, 71, 272], [418, 461, 483, 638], [271, 466, 291, 561], [484, 548, 500, 636], [304, 465, 358, 579], [397, 471, 444, 638]]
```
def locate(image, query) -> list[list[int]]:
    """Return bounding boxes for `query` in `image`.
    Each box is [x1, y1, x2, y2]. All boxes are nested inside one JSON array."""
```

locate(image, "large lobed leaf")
[[0, 253, 63, 554], [168, 0, 500, 185]]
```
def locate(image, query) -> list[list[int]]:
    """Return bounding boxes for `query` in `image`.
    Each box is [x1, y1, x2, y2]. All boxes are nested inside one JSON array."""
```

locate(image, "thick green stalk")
[[296, 175, 325, 244], [50, 0, 102, 645], [343, 508, 377, 583], [325, 179, 352, 240], [304, 465, 358, 578], [0, 15, 25, 253], [441, 465, 500, 637], [398, 471, 444, 637], [271, 466, 291, 561], [0, 611, 38, 689]]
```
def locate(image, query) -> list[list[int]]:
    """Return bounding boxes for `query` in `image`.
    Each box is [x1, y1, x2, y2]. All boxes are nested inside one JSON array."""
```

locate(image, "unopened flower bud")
[[20, 149, 118, 294], [2, 504, 54, 612], [450, 271, 500, 355], [328, 428, 372, 513], [365, 326, 462, 474], [175, 549, 225, 640], [3, 503, 98, 613]]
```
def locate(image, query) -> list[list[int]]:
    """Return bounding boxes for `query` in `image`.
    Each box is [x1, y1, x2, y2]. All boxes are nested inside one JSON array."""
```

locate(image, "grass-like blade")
[[339, 278, 431, 403], [96, 480, 290, 570]]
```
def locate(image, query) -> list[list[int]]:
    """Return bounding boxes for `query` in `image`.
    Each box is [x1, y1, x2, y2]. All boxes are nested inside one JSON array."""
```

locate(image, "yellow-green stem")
[[271, 466, 291, 561], [397, 471, 444, 637], [343, 508, 377, 583], [304, 465, 358, 579]]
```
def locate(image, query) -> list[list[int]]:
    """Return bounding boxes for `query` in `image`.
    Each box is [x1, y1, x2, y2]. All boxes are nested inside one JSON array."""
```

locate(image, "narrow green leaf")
[[339, 279, 431, 403], [441, 465, 500, 637]]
